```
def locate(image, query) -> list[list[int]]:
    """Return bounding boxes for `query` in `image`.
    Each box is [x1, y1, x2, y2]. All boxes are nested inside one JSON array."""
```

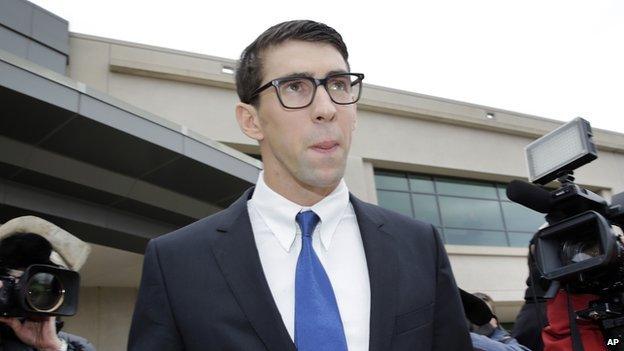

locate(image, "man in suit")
[[128, 20, 471, 351]]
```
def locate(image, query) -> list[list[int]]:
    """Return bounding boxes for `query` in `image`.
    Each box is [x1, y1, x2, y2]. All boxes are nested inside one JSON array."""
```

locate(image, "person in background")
[[468, 291, 532, 351]]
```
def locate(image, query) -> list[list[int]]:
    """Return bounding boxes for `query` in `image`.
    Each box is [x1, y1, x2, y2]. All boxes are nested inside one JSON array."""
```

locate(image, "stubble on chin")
[[295, 153, 347, 189]]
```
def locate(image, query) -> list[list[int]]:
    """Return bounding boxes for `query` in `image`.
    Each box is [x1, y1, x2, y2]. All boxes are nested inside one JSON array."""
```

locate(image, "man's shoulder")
[[353, 198, 436, 235], [152, 205, 241, 248], [354, 199, 442, 267]]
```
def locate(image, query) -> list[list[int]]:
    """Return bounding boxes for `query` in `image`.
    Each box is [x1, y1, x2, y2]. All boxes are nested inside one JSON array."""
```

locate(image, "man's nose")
[[311, 86, 337, 122]]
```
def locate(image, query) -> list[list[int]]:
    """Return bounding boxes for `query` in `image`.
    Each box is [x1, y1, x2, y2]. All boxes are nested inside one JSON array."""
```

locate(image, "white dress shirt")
[[247, 172, 371, 351]]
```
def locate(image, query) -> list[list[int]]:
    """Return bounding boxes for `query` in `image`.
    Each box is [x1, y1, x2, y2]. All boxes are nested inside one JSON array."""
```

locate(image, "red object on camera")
[[542, 290, 607, 351]]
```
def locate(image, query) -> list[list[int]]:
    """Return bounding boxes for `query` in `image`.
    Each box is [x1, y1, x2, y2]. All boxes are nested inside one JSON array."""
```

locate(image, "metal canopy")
[[0, 49, 261, 253]]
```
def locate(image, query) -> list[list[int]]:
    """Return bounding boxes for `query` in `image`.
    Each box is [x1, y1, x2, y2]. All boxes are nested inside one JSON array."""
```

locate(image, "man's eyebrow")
[[326, 69, 349, 76], [276, 69, 349, 80], [278, 72, 315, 79]]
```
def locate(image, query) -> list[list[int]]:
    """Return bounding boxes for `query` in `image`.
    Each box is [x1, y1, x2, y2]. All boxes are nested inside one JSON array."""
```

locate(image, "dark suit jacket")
[[128, 187, 472, 350]]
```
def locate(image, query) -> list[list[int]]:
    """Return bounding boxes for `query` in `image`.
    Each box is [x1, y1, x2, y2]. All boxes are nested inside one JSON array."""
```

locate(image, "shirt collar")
[[250, 171, 350, 252]]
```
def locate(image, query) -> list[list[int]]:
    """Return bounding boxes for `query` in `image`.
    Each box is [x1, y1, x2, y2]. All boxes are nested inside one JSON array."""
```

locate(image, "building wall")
[[63, 287, 138, 351], [65, 35, 624, 193], [0, 0, 69, 74], [62, 33, 624, 342]]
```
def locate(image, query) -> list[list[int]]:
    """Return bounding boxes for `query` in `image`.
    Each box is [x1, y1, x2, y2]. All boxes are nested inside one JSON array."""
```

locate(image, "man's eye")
[[284, 81, 304, 92], [329, 80, 348, 91]]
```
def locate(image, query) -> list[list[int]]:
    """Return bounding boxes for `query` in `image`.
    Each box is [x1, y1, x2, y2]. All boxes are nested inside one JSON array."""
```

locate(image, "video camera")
[[0, 264, 80, 317], [508, 118, 624, 350], [507, 117, 624, 294]]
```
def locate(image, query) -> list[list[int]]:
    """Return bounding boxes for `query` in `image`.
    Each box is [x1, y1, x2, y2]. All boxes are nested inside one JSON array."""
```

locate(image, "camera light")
[[525, 117, 597, 185]]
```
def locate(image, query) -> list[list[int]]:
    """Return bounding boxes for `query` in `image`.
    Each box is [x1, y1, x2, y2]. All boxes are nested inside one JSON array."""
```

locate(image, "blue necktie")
[[294, 210, 348, 351]]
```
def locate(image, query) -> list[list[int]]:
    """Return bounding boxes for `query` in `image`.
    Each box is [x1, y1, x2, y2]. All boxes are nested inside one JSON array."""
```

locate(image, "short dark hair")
[[235, 20, 350, 105], [0, 233, 54, 270]]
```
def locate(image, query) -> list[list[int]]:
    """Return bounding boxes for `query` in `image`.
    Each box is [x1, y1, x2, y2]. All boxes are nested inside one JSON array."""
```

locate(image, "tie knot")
[[295, 211, 320, 237]]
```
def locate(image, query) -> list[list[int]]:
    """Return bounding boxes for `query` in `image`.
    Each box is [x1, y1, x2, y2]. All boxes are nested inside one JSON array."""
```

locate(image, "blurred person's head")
[[472, 292, 496, 315], [459, 290, 498, 335], [0, 233, 55, 270], [0, 216, 90, 272]]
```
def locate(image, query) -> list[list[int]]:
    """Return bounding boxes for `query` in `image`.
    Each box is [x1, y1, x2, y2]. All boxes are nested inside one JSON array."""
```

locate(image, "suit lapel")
[[351, 194, 398, 351], [211, 187, 296, 351]]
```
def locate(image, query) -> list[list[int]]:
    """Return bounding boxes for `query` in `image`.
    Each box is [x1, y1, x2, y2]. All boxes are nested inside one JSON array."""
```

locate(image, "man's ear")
[[352, 114, 357, 131], [235, 102, 264, 141]]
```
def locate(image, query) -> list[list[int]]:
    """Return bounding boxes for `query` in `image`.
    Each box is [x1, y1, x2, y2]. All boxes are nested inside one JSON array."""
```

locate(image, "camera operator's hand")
[[0, 316, 64, 351], [0, 280, 64, 351]]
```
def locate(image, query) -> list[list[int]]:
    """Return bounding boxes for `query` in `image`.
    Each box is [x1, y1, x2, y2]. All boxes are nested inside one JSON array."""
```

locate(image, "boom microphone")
[[506, 180, 553, 213]]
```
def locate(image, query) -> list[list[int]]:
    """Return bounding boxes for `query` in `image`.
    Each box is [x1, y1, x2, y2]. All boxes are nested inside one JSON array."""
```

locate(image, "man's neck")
[[262, 170, 339, 207]]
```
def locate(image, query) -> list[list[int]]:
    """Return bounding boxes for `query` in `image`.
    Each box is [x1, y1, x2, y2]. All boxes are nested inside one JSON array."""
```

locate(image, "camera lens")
[[25, 272, 65, 312], [561, 238, 601, 265]]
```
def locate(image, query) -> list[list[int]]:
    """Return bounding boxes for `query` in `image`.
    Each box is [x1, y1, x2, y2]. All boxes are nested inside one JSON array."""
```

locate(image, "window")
[[374, 170, 545, 247]]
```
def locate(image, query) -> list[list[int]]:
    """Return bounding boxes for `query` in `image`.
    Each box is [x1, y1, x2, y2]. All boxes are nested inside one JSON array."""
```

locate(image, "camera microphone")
[[506, 180, 553, 213]]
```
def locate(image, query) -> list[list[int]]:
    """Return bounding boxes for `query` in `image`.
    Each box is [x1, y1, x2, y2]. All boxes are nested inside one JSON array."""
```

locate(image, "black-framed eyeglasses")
[[250, 72, 365, 109]]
